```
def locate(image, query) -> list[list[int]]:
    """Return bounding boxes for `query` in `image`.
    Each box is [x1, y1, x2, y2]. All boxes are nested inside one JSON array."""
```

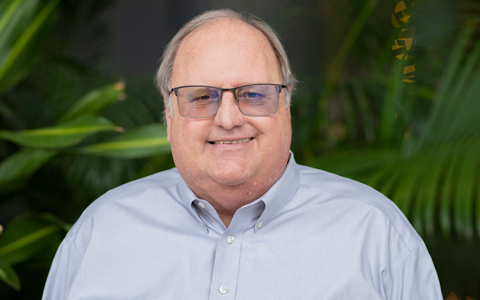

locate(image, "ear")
[[287, 84, 293, 93], [163, 93, 172, 143]]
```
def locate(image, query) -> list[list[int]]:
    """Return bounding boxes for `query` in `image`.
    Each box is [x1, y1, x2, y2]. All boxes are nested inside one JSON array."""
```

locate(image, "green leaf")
[[338, 84, 356, 141], [309, 148, 398, 180], [453, 142, 480, 239], [59, 81, 126, 123], [414, 26, 475, 151], [0, 0, 38, 54], [412, 152, 444, 238], [390, 160, 420, 221], [0, 0, 60, 92], [0, 213, 67, 265], [0, 259, 20, 291], [379, 58, 406, 145], [0, 114, 121, 148], [374, 162, 404, 201], [321, 0, 380, 99], [0, 148, 57, 193], [80, 124, 170, 159], [433, 26, 473, 108], [439, 149, 459, 238], [352, 80, 375, 142]]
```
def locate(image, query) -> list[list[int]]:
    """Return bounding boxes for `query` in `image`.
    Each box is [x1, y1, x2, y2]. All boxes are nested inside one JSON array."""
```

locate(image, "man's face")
[[165, 19, 292, 211]]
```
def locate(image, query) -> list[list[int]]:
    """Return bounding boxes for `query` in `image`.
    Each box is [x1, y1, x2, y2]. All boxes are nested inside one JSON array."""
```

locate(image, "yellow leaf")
[[395, 1, 407, 13], [392, 13, 400, 28], [446, 291, 459, 300], [403, 65, 415, 75]]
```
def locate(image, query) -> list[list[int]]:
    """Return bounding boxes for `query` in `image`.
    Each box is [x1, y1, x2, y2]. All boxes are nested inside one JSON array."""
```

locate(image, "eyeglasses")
[[169, 83, 286, 118]]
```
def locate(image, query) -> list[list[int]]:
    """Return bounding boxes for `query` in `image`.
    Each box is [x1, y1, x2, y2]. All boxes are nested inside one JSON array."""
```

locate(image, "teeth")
[[214, 138, 251, 144]]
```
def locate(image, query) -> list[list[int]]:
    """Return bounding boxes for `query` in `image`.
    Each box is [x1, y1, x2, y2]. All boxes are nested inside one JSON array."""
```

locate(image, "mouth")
[[208, 138, 253, 145]]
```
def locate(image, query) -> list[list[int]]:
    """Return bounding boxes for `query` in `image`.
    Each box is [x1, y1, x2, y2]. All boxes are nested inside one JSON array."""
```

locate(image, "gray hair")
[[156, 9, 297, 119]]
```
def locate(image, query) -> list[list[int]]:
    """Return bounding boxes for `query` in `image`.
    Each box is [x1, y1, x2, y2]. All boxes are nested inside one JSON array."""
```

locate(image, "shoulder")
[[43, 168, 187, 298], [296, 164, 422, 250], [299, 165, 391, 205], [87, 167, 180, 207], [65, 168, 183, 240], [97, 167, 181, 201]]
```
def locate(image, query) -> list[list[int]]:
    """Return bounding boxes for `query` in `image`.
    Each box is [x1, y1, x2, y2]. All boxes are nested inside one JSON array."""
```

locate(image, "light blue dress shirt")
[[43, 153, 442, 299]]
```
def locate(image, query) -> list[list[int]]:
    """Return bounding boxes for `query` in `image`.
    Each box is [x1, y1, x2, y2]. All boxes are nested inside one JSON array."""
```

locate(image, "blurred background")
[[0, 0, 479, 298]]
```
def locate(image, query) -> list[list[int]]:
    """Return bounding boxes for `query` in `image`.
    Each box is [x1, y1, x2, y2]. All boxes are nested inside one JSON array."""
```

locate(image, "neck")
[[181, 153, 291, 228]]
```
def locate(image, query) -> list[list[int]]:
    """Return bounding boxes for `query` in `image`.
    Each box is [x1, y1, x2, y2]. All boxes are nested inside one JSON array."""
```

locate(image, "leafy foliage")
[[0, 115, 121, 148], [0, 0, 60, 93], [0, 0, 171, 293], [310, 25, 480, 240], [81, 124, 170, 159], [0, 149, 57, 193]]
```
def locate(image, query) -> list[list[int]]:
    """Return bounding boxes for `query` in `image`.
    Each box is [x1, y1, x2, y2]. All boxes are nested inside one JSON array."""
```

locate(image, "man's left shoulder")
[[298, 164, 390, 207], [296, 164, 422, 248]]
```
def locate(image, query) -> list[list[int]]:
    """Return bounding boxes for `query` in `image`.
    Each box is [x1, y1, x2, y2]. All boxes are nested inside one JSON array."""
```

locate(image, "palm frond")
[[308, 24, 480, 240]]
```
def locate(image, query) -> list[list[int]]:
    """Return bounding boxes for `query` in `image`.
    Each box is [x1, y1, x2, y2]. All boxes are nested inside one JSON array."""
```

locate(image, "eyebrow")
[[190, 87, 217, 97]]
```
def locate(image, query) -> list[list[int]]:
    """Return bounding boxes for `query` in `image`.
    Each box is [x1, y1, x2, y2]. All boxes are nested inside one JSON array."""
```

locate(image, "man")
[[43, 9, 442, 299]]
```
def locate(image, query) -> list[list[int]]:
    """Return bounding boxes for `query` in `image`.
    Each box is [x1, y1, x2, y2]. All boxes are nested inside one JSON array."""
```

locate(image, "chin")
[[209, 168, 255, 186]]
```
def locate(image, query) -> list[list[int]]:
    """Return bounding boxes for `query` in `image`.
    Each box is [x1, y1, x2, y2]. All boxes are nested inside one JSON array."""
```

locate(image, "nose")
[[213, 91, 245, 130]]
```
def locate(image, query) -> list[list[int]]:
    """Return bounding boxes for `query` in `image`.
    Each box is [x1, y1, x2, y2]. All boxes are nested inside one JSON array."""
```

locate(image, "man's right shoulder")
[[69, 168, 183, 232], [100, 167, 181, 201]]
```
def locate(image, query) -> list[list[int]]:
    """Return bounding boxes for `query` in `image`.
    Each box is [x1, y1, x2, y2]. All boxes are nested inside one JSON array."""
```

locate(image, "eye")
[[245, 92, 262, 98], [240, 91, 265, 99], [189, 90, 219, 103], [239, 90, 268, 106], [194, 94, 212, 101]]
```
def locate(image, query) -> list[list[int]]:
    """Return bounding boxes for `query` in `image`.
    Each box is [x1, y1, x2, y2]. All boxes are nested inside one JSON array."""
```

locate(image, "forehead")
[[172, 18, 281, 87]]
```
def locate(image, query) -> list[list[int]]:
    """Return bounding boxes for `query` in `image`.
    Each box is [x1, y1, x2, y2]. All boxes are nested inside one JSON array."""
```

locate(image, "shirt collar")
[[177, 173, 210, 233], [177, 152, 300, 233], [254, 151, 300, 233]]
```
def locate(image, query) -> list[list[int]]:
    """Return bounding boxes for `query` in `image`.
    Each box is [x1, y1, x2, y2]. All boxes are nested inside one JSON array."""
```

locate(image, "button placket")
[[209, 206, 259, 299]]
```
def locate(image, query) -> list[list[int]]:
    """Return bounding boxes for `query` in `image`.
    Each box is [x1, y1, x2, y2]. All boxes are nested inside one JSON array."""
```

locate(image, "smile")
[[210, 138, 253, 144]]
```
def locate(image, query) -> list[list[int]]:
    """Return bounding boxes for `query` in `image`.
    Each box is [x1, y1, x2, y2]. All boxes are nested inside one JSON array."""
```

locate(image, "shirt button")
[[226, 235, 234, 244], [219, 285, 228, 294], [197, 202, 206, 209], [256, 221, 263, 228]]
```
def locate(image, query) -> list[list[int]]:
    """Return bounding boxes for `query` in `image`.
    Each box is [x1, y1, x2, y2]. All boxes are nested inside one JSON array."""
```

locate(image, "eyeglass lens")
[[175, 84, 280, 118]]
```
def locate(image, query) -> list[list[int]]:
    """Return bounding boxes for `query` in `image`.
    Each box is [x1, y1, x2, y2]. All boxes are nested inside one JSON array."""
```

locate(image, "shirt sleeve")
[[387, 242, 443, 300], [41, 236, 79, 300], [42, 210, 95, 300]]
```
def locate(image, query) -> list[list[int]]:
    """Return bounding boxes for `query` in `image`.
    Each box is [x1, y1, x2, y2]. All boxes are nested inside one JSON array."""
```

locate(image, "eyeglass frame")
[[169, 83, 287, 119]]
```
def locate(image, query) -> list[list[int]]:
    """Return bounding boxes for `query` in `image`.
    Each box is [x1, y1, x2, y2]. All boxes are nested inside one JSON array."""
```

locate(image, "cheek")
[[169, 129, 196, 173], [168, 120, 186, 159], [261, 114, 291, 142], [170, 120, 209, 151], [272, 119, 292, 154]]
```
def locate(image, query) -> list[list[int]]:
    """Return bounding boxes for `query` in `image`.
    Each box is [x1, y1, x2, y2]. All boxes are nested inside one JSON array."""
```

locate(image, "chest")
[[69, 219, 390, 300]]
